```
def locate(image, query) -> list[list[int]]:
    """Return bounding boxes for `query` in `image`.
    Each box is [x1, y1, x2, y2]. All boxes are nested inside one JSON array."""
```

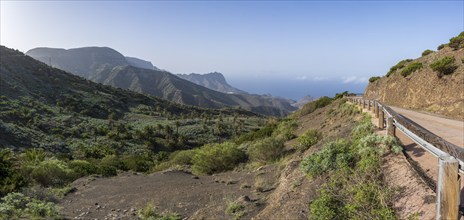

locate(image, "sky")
[[1, 1, 463, 99]]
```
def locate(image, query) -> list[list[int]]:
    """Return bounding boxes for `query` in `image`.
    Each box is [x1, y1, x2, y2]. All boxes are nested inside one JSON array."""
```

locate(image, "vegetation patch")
[[0, 192, 61, 219], [192, 142, 246, 175], [386, 59, 413, 77], [368, 76, 381, 83], [421, 49, 433, 56], [296, 129, 322, 152], [248, 137, 285, 163], [430, 56, 458, 77], [400, 62, 422, 77], [449, 31, 464, 50], [300, 115, 400, 219], [437, 44, 446, 50], [137, 202, 181, 220]]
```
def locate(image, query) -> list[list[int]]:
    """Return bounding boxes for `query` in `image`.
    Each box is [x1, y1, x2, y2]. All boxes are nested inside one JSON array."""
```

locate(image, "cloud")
[[341, 76, 368, 84], [312, 76, 330, 81], [294, 76, 331, 81], [295, 75, 308, 80]]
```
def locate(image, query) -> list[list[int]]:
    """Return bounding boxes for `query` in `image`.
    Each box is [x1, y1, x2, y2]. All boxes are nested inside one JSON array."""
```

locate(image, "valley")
[[0, 1, 463, 218]]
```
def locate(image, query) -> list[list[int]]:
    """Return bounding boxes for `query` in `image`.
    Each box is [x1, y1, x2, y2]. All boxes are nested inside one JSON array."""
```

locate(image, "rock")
[[238, 195, 251, 202]]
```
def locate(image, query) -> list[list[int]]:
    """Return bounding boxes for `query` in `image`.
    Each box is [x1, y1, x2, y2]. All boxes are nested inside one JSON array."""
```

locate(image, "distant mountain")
[[26, 47, 297, 116], [177, 72, 247, 94], [292, 95, 315, 108], [125, 56, 158, 70], [0, 45, 257, 151]]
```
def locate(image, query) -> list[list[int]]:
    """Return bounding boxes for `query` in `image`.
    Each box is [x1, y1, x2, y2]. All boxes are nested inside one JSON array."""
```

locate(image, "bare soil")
[[59, 101, 359, 220]]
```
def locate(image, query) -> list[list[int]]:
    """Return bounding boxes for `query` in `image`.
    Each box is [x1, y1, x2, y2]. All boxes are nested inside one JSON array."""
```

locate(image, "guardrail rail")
[[348, 97, 462, 220]]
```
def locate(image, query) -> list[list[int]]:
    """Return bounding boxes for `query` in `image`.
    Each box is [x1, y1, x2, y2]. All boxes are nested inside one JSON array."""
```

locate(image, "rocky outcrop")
[[364, 47, 464, 120]]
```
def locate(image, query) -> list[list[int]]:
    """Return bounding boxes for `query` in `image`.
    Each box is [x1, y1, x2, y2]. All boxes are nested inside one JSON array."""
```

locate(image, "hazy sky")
[[1, 1, 463, 99]]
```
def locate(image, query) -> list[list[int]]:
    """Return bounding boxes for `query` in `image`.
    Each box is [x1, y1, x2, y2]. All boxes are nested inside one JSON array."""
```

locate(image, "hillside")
[[26, 47, 297, 116], [0, 45, 260, 152], [177, 72, 247, 94], [364, 33, 464, 120]]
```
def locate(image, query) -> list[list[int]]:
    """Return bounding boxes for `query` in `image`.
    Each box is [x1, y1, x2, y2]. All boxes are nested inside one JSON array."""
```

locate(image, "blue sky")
[[1, 1, 463, 99]]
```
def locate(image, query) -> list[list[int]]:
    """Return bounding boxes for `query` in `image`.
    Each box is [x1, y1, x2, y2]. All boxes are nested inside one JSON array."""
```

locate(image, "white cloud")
[[341, 76, 368, 84], [295, 75, 308, 80], [312, 76, 330, 81]]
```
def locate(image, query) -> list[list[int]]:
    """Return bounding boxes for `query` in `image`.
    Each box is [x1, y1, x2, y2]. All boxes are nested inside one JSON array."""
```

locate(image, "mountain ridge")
[[26, 46, 297, 116]]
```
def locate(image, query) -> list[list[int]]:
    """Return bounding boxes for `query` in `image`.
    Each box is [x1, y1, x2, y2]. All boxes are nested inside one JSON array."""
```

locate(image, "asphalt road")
[[390, 106, 464, 147]]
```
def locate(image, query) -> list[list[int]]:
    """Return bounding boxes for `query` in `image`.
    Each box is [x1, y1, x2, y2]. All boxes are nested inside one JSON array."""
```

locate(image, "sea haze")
[[228, 77, 367, 100]]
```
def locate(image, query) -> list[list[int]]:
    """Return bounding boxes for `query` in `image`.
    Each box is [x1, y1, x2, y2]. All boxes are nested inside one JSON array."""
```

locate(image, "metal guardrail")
[[349, 97, 462, 219], [349, 97, 464, 172]]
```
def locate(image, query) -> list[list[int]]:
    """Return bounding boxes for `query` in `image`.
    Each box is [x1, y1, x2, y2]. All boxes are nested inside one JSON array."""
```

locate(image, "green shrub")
[[300, 140, 353, 178], [437, 44, 446, 50], [20, 149, 46, 165], [401, 62, 423, 77], [272, 119, 297, 141], [0, 149, 25, 196], [137, 202, 180, 220], [96, 155, 122, 177], [308, 118, 396, 219], [28, 159, 75, 187], [421, 49, 433, 56], [170, 150, 196, 166], [248, 137, 285, 163], [122, 154, 154, 172], [225, 202, 245, 218], [68, 160, 97, 177], [235, 122, 277, 144], [368, 76, 381, 83], [192, 142, 246, 175], [296, 129, 322, 151], [0, 192, 60, 219], [351, 121, 374, 142], [386, 59, 412, 77], [430, 56, 458, 77], [449, 32, 464, 50]]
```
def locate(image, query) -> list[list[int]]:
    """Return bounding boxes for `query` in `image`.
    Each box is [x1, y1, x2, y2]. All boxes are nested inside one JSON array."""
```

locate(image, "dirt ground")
[[60, 101, 450, 220], [59, 101, 359, 220]]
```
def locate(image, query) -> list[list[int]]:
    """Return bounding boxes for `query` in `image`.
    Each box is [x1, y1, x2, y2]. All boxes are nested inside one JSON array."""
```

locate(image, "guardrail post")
[[436, 154, 460, 220], [374, 102, 379, 118], [363, 100, 367, 109], [378, 110, 385, 129], [371, 101, 376, 114], [387, 116, 395, 136]]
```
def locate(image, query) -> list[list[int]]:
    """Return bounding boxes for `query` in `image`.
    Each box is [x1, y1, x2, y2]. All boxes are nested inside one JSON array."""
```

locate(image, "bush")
[[307, 118, 396, 219], [137, 202, 180, 220], [368, 76, 381, 83], [28, 159, 75, 187], [272, 119, 297, 141], [169, 150, 196, 166], [0, 149, 25, 196], [97, 155, 122, 177], [430, 56, 458, 77], [437, 44, 446, 50], [235, 122, 277, 144], [401, 62, 422, 77], [192, 142, 246, 175], [0, 192, 60, 219], [296, 129, 322, 151], [449, 32, 464, 50], [421, 49, 433, 56], [122, 154, 154, 172], [248, 137, 285, 163], [386, 59, 412, 77], [68, 160, 97, 177], [300, 140, 353, 178]]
